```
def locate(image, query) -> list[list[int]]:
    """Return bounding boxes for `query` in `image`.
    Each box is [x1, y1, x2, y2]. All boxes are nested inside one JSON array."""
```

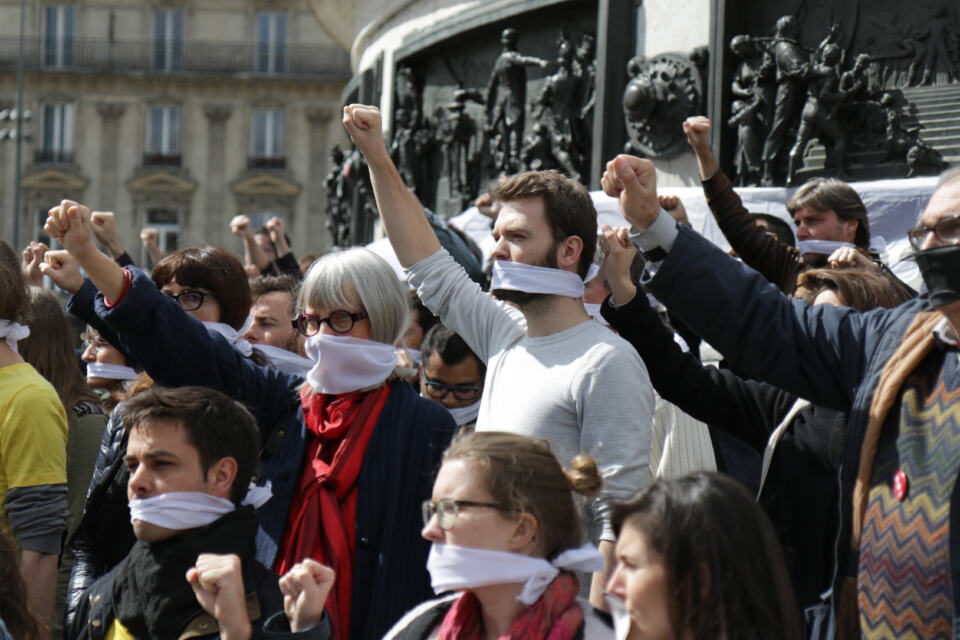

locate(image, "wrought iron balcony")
[[35, 149, 73, 164], [248, 155, 286, 169], [143, 153, 182, 167], [0, 37, 350, 79]]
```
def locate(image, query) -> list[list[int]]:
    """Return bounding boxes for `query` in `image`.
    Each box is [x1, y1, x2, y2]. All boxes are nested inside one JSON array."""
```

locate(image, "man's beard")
[[491, 245, 559, 308]]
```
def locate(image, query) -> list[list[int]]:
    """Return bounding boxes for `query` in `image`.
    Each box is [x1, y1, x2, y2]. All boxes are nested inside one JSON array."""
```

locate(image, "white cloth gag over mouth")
[[402, 348, 422, 367], [255, 343, 315, 378], [446, 398, 482, 425], [0, 320, 30, 355], [490, 260, 588, 299], [427, 542, 604, 606], [203, 319, 254, 357], [129, 482, 273, 530], [304, 334, 398, 395], [86, 362, 139, 381], [604, 593, 632, 640], [583, 303, 610, 327], [794, 239, 856, 256]]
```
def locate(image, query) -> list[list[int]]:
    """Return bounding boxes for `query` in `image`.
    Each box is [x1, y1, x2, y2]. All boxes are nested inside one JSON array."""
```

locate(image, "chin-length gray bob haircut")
[[298, 247, 409, 346]]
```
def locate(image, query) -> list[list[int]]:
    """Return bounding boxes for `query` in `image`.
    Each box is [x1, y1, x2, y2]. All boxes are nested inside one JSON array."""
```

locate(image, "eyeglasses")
[[291, 310, 369, 336], [422, 372, 483, 402], [907, 215, 960, 251], [166, 290, 218, 311], [421, 498, 511, 530], [84, 336, 110, 350]]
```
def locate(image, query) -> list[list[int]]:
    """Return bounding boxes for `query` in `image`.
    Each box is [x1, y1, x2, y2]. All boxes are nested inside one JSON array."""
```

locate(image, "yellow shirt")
[[105, 618, 134, 640], [0, 362, 68, 533]]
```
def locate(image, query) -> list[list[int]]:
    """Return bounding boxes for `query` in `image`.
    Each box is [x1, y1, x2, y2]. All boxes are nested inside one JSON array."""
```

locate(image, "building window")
[[38, 102, 75, 163], [145, 106, 181, 166], [153, 9, 184, 72], [255, 11, 286, 74], [44, 5, 76, 68], [143, 208, 179, 265], [249, 108, 284, 168]]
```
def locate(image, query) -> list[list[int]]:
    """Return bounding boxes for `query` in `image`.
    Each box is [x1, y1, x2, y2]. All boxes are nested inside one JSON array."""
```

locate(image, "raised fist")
[[230, 214, 252, 237], [40, 249, 84, 294], [682, 116, 712, 152], [342, 104, 386, 158]]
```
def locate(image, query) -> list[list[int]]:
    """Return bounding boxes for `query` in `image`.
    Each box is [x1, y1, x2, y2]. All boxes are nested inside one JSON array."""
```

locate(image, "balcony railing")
[[0, 38, 351, 79], [35, 149, 73, 164], [248, 156, 286, 170], [143, 153, 182, 167]]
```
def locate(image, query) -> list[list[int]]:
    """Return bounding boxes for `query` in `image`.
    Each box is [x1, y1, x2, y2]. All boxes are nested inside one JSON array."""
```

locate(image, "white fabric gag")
[[203, 319, 254, 357], [129, 483, 273, 530], [255, 343, 314, 377], [794, 239, 856, 256], [402, 348, 422, 367], [0, 320, 30, 355], [427, 543, 604, 606], [604, 594, 632, 640], [583, 303, 610, 327], [304, 334, 398, 394], [86, 362, 139, 381], [446, 398, 482, 426], [490, 260, 586, 299]]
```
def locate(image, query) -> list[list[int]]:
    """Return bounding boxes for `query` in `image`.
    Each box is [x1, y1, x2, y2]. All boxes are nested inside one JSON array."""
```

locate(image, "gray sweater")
[[407, 250, 653, 539]]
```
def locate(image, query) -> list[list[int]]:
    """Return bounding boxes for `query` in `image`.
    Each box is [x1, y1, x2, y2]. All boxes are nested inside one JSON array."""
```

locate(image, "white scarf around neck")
[[304, 334, 398, 394], [426, 542, 604, 605], [0, 320, 30, 354]]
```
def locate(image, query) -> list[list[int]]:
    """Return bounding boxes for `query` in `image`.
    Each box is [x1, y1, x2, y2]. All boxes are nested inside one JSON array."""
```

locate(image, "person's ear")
[[843, 219, 858, 243], [556, 235, 583, 272], [508, 511, 540, 553], [207, 457, 238, 500]]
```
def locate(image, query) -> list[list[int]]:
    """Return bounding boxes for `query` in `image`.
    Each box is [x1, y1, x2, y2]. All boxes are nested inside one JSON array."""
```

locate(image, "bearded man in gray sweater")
[[343, 104, 653, 607]]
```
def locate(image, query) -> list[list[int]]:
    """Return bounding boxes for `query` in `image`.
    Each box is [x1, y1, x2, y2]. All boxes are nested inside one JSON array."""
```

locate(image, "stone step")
[[909, 105, 957, 118], [901, 85, 960, 97], [804, 142, 960, 161], [907, 124, 960, 137], [911, 112, 960, 125]]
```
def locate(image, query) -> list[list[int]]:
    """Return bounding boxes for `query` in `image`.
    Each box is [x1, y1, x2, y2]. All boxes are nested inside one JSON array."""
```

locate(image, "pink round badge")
[[893, 470, 908, 501]]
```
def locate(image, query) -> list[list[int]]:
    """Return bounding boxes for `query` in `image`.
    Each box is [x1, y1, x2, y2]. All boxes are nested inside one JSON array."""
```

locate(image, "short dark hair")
[[122, 386, 259, 505], [612, 473, 802, 640], [420, 324, 485, 376], [0, 240, 30, 325], [250, 275, 300, 317], [490, 170, 597, 277], [151, 246, 252, 331], [409, 291, 439, 337], [751, 213, 796, 247], [786, 178, 870, 248]]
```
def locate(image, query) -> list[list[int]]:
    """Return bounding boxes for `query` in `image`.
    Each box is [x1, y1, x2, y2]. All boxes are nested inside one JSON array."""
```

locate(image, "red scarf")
[[436, 572, 584, 640], [275, 383, 391, 640]]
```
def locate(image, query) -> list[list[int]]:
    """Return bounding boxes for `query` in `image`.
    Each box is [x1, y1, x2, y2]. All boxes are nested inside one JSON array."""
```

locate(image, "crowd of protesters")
[[0, 103, 957, 640]]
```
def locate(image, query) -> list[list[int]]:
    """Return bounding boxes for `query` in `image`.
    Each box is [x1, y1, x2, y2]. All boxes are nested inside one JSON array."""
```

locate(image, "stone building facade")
[[0, 0, 350, 262]]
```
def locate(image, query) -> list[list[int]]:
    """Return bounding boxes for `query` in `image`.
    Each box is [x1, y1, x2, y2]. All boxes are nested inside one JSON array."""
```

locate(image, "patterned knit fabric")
[[858, 349, 960, 639]]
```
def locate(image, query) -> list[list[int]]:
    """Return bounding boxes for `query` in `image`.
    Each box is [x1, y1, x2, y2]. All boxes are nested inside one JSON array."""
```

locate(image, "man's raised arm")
[[342, 104, 441, 267]]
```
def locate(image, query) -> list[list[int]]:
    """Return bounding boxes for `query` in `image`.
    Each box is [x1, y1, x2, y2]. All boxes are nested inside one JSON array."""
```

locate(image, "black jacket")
[[601, 290, 843, 610]]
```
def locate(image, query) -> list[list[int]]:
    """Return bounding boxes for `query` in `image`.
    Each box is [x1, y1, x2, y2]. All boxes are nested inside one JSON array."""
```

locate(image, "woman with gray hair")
[[44, 201, 457, 640]]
